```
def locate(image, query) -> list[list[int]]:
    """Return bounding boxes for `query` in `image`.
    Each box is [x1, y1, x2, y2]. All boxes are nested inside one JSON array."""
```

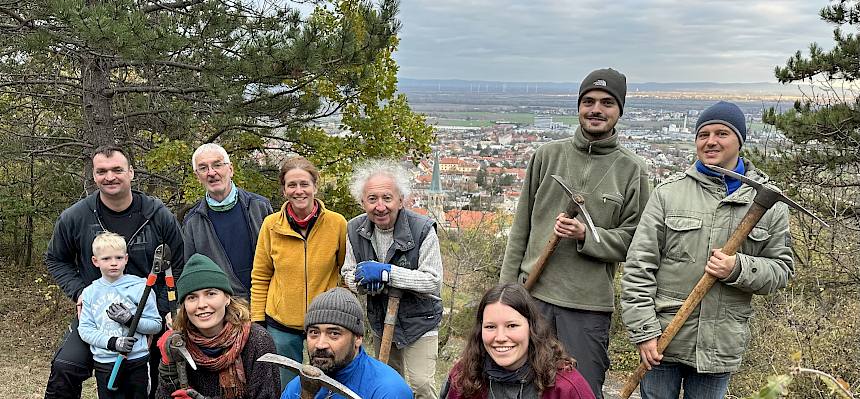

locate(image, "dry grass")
[[0, 270, 97, 399]]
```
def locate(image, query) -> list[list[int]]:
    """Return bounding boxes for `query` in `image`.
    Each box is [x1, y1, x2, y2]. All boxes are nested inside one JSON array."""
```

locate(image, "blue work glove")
[[355, 261, 391, 285]]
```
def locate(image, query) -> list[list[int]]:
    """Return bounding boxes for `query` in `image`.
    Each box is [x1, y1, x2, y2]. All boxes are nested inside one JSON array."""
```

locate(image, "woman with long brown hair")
[[442, 283, 595, 399], [156, 254, 279, 399]]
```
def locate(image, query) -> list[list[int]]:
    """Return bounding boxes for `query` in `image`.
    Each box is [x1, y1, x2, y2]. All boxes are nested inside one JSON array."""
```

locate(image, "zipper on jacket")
[[303, 239, 309, 316], [580, 145, 594, 191]]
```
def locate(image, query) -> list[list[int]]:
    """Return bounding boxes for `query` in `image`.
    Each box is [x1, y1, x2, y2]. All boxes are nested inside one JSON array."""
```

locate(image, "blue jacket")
[[281, 347, 412, 399], [78, 275, 161, 363]]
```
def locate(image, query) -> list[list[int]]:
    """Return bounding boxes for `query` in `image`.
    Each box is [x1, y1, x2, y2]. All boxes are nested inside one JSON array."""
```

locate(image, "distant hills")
[[399, 78, 811, 96]]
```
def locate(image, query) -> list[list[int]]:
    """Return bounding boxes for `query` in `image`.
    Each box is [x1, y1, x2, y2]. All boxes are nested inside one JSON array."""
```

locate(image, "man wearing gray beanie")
[[621, 100, 792, 398], [501, 67, 650, 398], [281, 287, 413, 398]]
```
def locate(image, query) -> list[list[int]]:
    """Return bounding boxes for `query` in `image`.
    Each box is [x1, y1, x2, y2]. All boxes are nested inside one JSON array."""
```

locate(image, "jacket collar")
[[85, 189, 159, 219], [685, 159, 769, 204], [269, 198, 327, 236], [355, 208, 418, 257], [572, 127, 619, 155], [188, 187, 251, 219], [334, 346, 369, 383]]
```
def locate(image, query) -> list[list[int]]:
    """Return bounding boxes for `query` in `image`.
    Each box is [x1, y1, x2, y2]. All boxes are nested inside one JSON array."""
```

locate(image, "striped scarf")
[[185, 322, 251, 399]]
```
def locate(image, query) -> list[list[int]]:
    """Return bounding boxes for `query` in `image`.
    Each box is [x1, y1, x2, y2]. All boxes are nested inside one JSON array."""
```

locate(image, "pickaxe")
[[167, 334, 197, 389], [524, 174, 601, 291], [257, 353, 361, 399], [620, 165, 828, 398], [377, 287, 402, 364], [358, 285, 441, 364]]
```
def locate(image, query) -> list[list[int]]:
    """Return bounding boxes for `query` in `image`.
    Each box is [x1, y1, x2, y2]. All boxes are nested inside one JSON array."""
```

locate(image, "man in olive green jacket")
[[501, 68, 650, 398], [621, 101, 793, 398]]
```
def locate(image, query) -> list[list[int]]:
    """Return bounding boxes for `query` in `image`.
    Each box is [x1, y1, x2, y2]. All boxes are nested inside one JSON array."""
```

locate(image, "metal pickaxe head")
[[551, 175, 602, 243], [705, 165, 828, 227], [167, 334, 197, 370], [257, 353, 362, 399]]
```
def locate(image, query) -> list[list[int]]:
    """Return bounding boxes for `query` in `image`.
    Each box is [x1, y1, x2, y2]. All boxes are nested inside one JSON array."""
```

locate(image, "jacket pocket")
[[664, 215, 703, 262], [713, 305, 753, 363], [742, 226, 772, 255], [601, 193, 624, 225]]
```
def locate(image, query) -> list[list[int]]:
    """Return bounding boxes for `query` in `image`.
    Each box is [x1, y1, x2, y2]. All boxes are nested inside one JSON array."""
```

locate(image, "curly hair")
[[453, 283, 574, 398], [348, 158, 412, 204]]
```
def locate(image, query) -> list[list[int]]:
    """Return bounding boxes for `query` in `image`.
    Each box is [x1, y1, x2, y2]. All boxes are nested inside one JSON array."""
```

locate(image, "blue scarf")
[[696, 158, 746, 195], [206, 182, 238, 211]]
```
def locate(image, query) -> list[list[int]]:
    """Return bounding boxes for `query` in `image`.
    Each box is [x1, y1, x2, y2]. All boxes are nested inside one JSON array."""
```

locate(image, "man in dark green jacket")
[[501, 68, 650, 398], [621, 101, 793, 398]]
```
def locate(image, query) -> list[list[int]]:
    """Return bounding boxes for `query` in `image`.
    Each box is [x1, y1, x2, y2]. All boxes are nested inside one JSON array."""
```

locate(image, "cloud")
[[394, 0, 836, 82]]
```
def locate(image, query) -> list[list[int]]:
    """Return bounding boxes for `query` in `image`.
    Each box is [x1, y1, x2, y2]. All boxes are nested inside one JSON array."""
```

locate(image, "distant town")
[[330, 80, 801, 232]]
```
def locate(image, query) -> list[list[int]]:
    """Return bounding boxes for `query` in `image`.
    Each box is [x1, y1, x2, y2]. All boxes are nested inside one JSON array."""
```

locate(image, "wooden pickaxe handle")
[[620, 204, 766, 398], [523, 201, 581, 291], [378, 287, 403, 364]]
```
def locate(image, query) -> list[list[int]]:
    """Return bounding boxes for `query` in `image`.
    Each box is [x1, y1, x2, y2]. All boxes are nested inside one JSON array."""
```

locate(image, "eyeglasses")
[[94, 167, 128, 177], [195, 162, 230, 174]]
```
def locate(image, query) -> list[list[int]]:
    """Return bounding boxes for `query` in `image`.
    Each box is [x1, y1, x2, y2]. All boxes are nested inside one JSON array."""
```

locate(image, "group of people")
[[43, 66, 793, 399]]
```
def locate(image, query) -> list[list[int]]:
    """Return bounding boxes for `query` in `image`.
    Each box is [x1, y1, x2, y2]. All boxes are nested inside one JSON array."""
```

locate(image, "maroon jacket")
[[444, 361, 596, 399]]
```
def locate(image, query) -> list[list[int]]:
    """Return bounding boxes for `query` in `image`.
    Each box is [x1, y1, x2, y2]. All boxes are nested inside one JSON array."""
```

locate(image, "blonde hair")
[[173, 293, 251, 334], [92, 231, 127, 257]]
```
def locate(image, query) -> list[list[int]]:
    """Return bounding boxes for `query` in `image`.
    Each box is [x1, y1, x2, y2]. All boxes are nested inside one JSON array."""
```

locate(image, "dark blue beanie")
[[696, 101, 747, 146]]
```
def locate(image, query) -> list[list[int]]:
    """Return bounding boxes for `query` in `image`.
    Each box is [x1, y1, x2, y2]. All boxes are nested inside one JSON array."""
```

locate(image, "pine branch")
[[112, 60, 203, 72], [104, 86, 207, 95], [142, 0, 205, 14]]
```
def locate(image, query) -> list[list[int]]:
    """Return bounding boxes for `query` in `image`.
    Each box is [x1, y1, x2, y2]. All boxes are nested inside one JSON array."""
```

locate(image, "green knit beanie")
[[177, 253, 233, 302]]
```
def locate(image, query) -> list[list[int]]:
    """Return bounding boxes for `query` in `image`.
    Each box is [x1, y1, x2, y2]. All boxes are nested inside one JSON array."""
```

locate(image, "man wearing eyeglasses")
[[182, 143, 273, 299], [44, 145, 185, 399]]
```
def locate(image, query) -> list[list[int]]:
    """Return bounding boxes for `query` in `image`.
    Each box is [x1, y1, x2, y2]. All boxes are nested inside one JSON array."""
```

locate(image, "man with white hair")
[[183, 143, 273, 299], [341, 158, 443, 399]]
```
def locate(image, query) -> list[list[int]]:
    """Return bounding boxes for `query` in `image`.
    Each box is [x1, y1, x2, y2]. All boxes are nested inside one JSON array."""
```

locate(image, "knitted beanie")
[[696, 101, 747, 146], [578, 68, 627, 115], [177, 253, 233, 302], [304, 287, 365, 336]]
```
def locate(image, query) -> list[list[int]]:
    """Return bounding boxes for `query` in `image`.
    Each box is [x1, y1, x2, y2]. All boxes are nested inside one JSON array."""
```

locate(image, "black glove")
[[158, 360, 179, 383], [106, 302, 133, 326], [108, 336, 138, 353]]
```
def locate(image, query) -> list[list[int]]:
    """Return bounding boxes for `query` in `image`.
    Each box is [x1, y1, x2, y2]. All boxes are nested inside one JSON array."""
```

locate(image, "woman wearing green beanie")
[[155, 254, 280, 399]]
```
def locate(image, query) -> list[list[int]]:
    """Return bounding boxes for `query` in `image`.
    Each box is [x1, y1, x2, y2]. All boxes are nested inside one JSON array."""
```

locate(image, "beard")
[[309, 344, 357, 374]]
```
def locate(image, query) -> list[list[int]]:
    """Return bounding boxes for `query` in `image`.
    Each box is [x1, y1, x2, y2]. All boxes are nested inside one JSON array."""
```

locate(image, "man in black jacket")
[[44, 145, 184, 399]]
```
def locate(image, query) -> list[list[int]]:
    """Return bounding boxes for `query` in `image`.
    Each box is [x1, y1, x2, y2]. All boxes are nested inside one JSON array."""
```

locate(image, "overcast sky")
[[393, 0, 838, 83]]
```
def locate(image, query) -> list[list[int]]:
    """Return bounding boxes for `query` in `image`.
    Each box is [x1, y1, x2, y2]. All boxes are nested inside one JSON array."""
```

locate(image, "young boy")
[[78, 232, 161, 399]]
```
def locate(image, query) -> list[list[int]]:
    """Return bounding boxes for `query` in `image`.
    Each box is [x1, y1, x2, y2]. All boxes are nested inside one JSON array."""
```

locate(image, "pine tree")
[[0, 0, 433, 263]]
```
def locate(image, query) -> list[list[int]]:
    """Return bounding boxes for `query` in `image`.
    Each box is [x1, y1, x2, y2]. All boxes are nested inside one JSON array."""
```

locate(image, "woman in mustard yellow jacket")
[[250, 156, 347, 389]]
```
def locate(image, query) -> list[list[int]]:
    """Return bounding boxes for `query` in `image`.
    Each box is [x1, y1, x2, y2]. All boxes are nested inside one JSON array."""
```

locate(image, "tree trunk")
[[81, 54, 115, 147]]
